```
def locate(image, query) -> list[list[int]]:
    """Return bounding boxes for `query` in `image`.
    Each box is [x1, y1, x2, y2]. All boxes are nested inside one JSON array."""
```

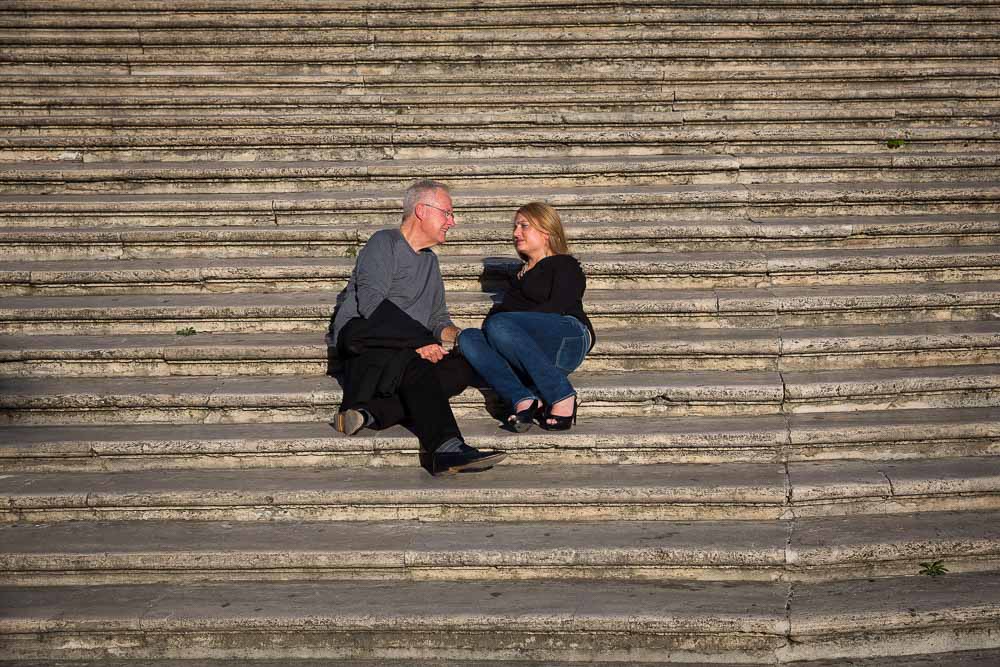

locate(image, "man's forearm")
[[439, 324, 462, 350]]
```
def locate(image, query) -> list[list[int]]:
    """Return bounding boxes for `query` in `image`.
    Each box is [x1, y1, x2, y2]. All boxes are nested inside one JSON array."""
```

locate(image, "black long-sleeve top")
[[487, 254, 596, 350]]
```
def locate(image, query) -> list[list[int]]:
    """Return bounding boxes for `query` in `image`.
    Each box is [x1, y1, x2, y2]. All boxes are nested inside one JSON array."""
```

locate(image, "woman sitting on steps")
[[458, 202, 596, 432]]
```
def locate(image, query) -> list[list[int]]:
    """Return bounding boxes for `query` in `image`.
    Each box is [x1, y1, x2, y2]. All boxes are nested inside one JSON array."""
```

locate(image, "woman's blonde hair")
[[515, 202, 569, 259]]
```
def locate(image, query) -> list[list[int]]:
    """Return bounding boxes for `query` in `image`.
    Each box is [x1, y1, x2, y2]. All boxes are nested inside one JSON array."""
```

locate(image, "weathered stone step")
[[1, 510, 997, 586], [4, 96, 998, 120], [6, 0, 999, 15], [4, 246, 999, 295], [3, 68, 993, 104], [2, 573, 999, 662], [5, 183, 999, 228], [3, 654, 1000, 667], [5, 215, 1000, 261], [6, 61, 999, 87], [1, 120, 993, 159], [6, 4, 999, 29], [8, 40, 1000, 67], [1, 407, 995, 471], [2, 282, 997, 335], [3, 153, 998, 196], [3, 321, 999, 378], [2, 365, 998, 424], [7, 22, 1000, 46], [2, 456, 999, 521]]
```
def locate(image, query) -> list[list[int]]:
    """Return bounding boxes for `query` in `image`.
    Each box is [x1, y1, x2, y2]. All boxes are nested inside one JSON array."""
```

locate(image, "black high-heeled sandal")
[[507, 399, 540, 433], [539, 396, 578, 431]]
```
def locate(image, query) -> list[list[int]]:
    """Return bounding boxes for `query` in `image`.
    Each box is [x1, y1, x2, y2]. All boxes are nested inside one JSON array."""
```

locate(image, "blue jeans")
[[458, 312, 590, 410]]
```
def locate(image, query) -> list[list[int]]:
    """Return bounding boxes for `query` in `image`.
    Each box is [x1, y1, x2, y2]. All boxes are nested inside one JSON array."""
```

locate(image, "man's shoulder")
[[366, 228, 404, 248], [357, 228, 403, 261]]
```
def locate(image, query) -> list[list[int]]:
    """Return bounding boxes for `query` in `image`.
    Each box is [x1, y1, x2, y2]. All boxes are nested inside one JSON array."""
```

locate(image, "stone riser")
[[4, 79, 994, 106], [1, 510, 998, 586], [3, 101, 997, 119], [2, 121, 993, 141], [7, 436, 999, 472], [4, 269, 999, 296], [8, 21, 1000, 43], [5, 348, 998, 378], [5, 0, 999, 20], [1, 570, 998, 662], [5, 54, 1000, 75], [7, 234, 1000, 261], [3, 366, 999, 424], [8, 39, 1000, 60], [3, 167, 998, 196], [2, 408, 997, 471], [6, 309, 997, 336], [8, 556, 1000, 586], [9, 142, 999, 164], [4, 282, 998, 334], [1, 455, 999, 520], [4, 327, 999, 376], [6, 194, 999, 229]]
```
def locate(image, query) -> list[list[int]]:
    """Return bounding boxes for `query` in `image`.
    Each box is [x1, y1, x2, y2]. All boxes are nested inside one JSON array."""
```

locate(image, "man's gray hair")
[[402, 179, 450, 220]]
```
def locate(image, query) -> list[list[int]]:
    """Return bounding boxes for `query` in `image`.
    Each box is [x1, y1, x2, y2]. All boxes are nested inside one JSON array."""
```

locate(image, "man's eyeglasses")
[[421, 203, 455, 220]]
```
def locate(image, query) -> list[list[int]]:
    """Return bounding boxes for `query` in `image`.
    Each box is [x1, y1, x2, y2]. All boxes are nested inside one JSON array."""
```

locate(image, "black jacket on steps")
[[331, 299, 439, 411]]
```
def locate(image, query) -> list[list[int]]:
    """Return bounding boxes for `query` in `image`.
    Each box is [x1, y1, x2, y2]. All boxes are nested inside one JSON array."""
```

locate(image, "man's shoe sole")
[[432, 451, 507, 476], [334, 410, 365, 436]]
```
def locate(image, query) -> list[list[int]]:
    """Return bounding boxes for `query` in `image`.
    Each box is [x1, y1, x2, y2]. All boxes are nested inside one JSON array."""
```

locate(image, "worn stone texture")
[[2, 0, 1000, 663]]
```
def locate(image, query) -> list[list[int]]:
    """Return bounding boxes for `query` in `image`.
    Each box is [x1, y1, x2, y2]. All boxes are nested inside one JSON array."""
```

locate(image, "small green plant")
[[176, 327, 197, 336], [345, 245, 359, 258], [918, 560, 948, 577], [886, 138, 907, 149]]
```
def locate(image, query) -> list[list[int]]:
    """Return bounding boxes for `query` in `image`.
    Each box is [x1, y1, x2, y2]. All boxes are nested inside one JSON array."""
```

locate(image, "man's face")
[[418, 191, 456, 247]]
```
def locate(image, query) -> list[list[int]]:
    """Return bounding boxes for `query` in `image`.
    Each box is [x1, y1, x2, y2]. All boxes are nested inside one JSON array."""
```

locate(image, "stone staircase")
[[1, 0, 999, 663]]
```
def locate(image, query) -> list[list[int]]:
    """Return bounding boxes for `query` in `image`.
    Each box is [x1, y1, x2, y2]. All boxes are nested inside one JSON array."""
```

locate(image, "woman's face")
[[513, 214, 550, 259]]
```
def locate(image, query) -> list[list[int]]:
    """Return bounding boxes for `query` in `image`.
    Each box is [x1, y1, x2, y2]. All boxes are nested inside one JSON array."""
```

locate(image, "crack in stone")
[[881, 469, 897, 497]]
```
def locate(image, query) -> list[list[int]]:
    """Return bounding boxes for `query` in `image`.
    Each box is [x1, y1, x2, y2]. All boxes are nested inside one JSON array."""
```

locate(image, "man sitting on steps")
[[327, 179, 506, 476]]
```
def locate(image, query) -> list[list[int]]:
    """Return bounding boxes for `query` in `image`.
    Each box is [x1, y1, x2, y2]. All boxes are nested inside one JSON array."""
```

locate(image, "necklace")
[[518, 253, 550, 280]]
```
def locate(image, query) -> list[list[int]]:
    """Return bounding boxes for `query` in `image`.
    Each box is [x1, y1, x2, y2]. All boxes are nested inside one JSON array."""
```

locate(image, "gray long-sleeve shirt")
[[328, 228, 455, 347]]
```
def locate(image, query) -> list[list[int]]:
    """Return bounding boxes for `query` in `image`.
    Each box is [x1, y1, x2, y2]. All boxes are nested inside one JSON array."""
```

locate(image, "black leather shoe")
[[431, 444, 506, 476]]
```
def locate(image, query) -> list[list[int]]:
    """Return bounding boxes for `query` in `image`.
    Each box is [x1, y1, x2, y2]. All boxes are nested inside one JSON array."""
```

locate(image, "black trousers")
[[363, 353, 478, 453]]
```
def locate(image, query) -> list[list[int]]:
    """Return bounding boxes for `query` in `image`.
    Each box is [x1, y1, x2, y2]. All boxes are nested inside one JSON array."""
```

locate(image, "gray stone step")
[[3, 123, 995, 162], [3, 321, 999, 377], [5, 39, 1000, 76], [4, 654, 1000, 667], [3, 153, 998, 196], [0, 574, 999, 662], [2, 365, 998, 424], [4, 59, 1000, 85], [4, 97, 998, 121], [4, 182, 997, 229], [3, 246, 999, 296], [3, 71, 995, 111], [7, 22, 1000, 46], [1, 407, 996, 471], [5, 0, 1000, 20], [1, 510, 997, 586], [6, 7, 1000, 33], [5, 215, 1000, 262], [2, 282, 998, 335], [2, 457, 999, 522]]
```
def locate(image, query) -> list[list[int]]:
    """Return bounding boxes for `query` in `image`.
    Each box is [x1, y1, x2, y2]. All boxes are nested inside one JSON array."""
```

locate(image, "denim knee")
[[482, 313, 521, 351], [458, 327, 486, 352]]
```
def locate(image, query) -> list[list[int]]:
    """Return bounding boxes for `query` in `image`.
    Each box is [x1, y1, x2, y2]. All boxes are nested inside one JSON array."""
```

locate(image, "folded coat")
[[333, 299, 439, 411]]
